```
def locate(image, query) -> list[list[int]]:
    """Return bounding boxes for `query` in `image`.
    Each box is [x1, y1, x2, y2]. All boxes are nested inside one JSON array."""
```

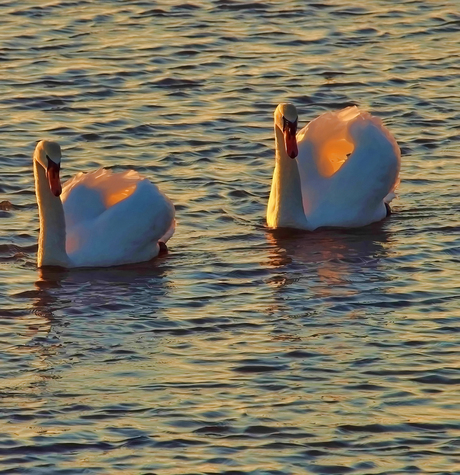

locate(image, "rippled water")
[[1, 0, 459, 473]]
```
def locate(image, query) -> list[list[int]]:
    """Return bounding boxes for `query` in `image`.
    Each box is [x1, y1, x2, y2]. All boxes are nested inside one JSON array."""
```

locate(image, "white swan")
[[267, 103, 401, 231], [33, 140, 175, 268]]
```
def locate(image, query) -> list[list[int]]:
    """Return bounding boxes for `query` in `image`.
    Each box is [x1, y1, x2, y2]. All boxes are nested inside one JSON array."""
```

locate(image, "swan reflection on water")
[[265, 223, 392, 294], [36, 260, 169, 288], [262, 224, 395, 346], [30, 260, 172, 327], [0, 262, 172, 435]]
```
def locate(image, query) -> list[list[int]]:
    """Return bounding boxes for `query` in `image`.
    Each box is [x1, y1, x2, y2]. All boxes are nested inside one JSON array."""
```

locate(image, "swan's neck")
[[267, 126, 308, 229], [34, 161, 70, 267]]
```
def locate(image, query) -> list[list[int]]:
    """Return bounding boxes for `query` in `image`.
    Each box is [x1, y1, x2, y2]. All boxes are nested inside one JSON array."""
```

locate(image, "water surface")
[[1, 1, 460, 473]]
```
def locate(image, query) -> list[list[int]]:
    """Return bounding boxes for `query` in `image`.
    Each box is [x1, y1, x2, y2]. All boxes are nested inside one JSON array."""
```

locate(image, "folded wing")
[[62, 169, 175, 267], [296, 107, 400, 228]]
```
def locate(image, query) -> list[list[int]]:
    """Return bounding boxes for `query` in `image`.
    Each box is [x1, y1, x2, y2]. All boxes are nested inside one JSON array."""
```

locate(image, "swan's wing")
[[62, 169, 143, 229], [295, 107, 400, 228], [296, 107, 362, 177], [160, 218, 176, 243], [331, 112, 401, 208], [295, 107, 365, 219], [66, 178, 175, 268]]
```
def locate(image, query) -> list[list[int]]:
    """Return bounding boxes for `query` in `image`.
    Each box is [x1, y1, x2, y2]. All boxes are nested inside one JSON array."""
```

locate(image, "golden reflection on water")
[[1, 0, 459, 472], [265, 225, 390, 297]]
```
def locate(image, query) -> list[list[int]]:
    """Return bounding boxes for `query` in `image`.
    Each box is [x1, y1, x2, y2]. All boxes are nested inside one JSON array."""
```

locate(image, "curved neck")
[[267, 126, 308, 229], [34, 161, 70, 268]]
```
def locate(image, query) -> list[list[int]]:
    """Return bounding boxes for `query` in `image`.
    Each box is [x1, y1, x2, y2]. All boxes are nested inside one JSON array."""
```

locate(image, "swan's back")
[[62, 169, 141, 228], [61, 169, 175, 267], [297, 106, 362, 178], [297, 107, 401, 228]]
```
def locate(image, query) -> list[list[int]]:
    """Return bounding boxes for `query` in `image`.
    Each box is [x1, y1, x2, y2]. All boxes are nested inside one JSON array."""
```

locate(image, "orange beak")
[[284, 127, 298, 159], [47, 160, 62, 197]]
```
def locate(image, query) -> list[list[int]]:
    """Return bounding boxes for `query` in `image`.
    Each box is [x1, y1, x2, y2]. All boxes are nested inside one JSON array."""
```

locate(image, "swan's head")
[[34, 140, 62, 197], [274, 103, 298, 159]]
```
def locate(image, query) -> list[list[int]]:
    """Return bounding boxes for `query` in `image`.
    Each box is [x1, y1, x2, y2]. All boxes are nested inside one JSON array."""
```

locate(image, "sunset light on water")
[[1, 1, 459, 473]]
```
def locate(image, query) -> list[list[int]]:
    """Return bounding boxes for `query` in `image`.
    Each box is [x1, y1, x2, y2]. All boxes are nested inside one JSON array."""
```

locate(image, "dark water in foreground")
[[1, 1, 460, 473]]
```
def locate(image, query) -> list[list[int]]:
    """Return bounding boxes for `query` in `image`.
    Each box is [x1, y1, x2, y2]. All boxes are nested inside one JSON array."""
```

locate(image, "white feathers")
[[61, 168, 175, 267], [33, 140, 175, 268], [268, 105, 401, 231]]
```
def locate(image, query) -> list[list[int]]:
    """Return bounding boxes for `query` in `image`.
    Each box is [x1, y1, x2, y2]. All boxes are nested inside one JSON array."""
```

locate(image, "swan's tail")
[[383, 174, 401, 204], [160, 219, 176, 243]]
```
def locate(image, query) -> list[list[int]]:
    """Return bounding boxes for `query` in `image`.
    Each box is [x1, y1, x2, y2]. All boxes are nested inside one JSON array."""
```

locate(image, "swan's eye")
[[282, 116, 298, 134]]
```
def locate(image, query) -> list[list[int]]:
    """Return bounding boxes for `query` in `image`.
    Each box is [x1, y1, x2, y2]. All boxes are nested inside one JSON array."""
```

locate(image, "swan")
[[33, 140, 175, 268], [267, 103, 401, 231]]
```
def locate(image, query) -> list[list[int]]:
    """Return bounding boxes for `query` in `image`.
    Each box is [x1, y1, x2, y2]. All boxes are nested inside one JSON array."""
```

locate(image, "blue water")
[[1, 1, 459, 473]]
